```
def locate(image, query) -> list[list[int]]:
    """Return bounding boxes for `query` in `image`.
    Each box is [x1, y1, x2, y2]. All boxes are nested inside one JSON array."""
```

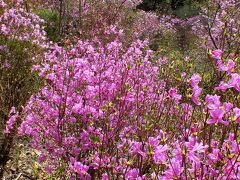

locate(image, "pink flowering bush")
[[0, 0, 46, 46], [34, 0, 179, 45], [131, 11, 179, 40], [0, 0, 46, 127], [0, 0, 46, 177], [1, 0, 239, 179], [163, 0, 240, 100], [15, 24, 240, 178], [190, 0, 240, 51]]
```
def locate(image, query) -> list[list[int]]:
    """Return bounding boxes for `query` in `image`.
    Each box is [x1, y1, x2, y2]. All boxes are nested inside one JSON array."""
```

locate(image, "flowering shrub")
[[132, 11, 179, 39], [0, 0, 46, 128], [0, 0, 46, 46], [34, 0, 179, 44], [121, 0, 143, 9], [1, 0, 239, 179], [0, 0, 46, 177], [190, 0, 240, 51], [16, 24, 240, 178]]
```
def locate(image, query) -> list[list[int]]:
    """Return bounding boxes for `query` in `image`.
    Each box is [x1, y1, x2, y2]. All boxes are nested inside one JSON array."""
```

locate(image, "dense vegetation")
[[0, 0, 239, 179]]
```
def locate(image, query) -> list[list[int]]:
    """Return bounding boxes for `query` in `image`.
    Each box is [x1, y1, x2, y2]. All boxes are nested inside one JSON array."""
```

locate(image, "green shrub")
[[35, 9, 60, 42]]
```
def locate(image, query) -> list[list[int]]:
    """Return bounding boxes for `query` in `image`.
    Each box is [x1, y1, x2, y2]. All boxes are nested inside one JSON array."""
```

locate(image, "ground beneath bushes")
[[3, 139, 46, 180]]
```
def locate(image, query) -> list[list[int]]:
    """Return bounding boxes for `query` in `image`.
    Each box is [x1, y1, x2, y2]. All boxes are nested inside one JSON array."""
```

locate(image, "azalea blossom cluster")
[[1, 0, 239, 179], [15, 25, 240, 178], [0, 0, 46, 47], [190, 0, 240, 50], [132, 11, 179, 39], [213, 50, 240, 91], [34, 0, 178, 42], [189, 74, 202, 106], [4, 107, 19, 134], [120, 0, 143, 9]]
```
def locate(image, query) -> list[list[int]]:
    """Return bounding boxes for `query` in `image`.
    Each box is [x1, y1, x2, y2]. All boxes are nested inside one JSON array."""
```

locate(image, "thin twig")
[[15, 173, 22, 180]]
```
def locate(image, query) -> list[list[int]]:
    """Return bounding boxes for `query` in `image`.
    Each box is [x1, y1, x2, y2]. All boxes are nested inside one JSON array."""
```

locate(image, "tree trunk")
[[79, 0, 82, 28], [59, 0, 64, 35]]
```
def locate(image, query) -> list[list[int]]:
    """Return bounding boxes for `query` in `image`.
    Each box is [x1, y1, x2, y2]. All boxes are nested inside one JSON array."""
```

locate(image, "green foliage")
[[138, 0, 206, 18], [0, 36, 43, 144], [172, 3, 198, 18], [35, 9, 60, 42]]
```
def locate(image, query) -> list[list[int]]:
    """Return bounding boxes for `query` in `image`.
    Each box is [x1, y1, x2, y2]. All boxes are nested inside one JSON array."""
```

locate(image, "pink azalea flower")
[[212, 49, 223, 59], [223, 102, 233, 111], [190, 74, 202, 105], [153, 145, 168, 164], [74, 161, 89, 175], [148, 136, 159, 148], [205, 95, 221, 109], [130, 142, 146, 158], [102, 173, 109, 180], [190, 74, 202, 87], [164, 158, 183, 179], [229, 73, 240, 92], [192, 86, 202, 106], [207, 108, 229, 126], [125, 168, 140, 180], [233, 108, 240, 123], [215, 81, 230, 91], [217, 59, 235, 74], [168, 88, 182, 102]]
